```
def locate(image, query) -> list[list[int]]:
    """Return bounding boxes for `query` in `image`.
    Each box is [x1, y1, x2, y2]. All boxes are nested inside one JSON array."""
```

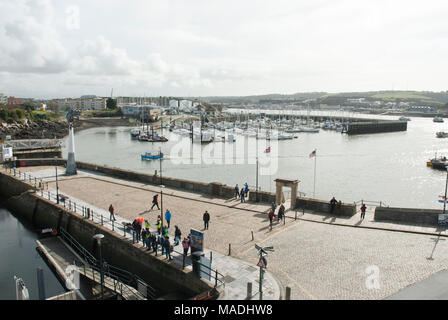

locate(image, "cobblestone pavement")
[[11, 166, 448, 299]]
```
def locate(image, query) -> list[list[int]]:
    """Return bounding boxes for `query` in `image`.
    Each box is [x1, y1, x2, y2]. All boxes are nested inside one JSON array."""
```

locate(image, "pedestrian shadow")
[[354, 219, 364, 226]]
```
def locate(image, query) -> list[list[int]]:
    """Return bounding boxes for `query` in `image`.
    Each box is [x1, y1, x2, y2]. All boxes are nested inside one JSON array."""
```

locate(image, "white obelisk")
[[66, 123, 77, 175]]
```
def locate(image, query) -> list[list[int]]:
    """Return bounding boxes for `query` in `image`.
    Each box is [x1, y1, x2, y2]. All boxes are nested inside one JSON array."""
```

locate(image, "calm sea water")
[[0, 207, 65, 300], [62, 111, 448, 210]]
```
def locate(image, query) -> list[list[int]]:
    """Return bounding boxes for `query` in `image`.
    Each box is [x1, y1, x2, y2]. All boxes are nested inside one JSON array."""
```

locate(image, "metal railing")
[[7, 168, 226, 293], [354, 199, 388, 208], [58, 227, 156, 300]]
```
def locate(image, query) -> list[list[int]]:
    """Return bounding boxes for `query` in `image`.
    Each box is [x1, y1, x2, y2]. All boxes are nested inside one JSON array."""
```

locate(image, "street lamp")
[[54, 157, 59, 204], [93, 233, 105, 299], [443, 168, 448, 215], [160, 185, 165, 228]]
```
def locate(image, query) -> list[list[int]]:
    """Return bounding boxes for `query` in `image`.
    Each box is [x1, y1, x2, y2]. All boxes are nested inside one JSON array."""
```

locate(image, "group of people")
[[330, 196, 366, 219], [267, 202, 286, 230], [234, 183, 249, 203]]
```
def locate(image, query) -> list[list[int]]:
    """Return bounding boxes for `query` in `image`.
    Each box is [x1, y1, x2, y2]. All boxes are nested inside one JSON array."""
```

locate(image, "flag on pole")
[[309, 149, 316, 158]]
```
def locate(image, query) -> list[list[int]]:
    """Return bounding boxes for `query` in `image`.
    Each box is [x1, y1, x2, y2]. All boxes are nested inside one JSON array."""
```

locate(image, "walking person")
[[164, 236, 173, 260], [240, 187, 246, 203], [141, 228, 147, 247], [174, 226, 181, 246], [151, 232, 158, 253], [150, 194, 160, 210], [108, 204, 116, 221], [203, 210, 210, 230], [144, 219, 150, 232], [244, 182, 249, 197], [156, 216, 162, 235], [165, 209, 172, 229], [182, 237, 189, 255], [361, 203, 367, 220], [235, 184, 240, 199], [133, 219, 142, 242], [278, 204, 285, 222], [268, 208, 275, 230], [330, 196, 337, 215]]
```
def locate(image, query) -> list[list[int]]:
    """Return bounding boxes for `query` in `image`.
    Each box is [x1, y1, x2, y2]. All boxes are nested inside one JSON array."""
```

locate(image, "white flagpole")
[[313, 150, 317, 198]]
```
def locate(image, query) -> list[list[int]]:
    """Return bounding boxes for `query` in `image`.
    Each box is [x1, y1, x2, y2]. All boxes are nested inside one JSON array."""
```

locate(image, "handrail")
[[10, 169, 223, 291], [354, 199, 388, 207], [59, 227, 156, 299]]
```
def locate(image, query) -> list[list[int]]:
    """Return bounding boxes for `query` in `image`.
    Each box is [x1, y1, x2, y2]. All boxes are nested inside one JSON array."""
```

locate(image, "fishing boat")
[[130, 129, 140, 139], [433, 116, 444, 123], [427, 156, 448, 170], [141, 152, 164, 160]]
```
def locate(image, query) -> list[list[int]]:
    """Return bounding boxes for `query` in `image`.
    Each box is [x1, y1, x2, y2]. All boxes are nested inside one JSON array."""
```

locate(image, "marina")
[[61, 111, 448, 210]]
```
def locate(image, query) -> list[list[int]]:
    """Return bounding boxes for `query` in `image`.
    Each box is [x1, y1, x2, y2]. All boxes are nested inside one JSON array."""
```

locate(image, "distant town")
[[1, 90, 448, 121]]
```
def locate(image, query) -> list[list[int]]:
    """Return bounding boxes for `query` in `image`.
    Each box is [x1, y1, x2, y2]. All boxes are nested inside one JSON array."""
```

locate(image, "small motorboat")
[[434, 116, 444, 123], [427, 156, 448, 170], [141, 152, 164, 160], [436, 132, 448, 138]]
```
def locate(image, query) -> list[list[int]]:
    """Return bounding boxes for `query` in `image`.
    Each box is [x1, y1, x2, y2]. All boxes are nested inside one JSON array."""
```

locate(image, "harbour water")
[[0, 207, 65, 300], [62, 111, 448, 210]]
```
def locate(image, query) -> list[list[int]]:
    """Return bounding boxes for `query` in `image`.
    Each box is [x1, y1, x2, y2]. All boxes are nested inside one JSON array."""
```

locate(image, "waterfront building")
[[6, 96, 23, 105], [0, 93, 7, 105], [57, 97, 107, 111]]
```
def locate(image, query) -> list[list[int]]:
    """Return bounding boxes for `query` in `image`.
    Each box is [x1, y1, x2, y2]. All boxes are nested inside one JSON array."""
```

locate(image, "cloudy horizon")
[[0, 0, 447, 99]]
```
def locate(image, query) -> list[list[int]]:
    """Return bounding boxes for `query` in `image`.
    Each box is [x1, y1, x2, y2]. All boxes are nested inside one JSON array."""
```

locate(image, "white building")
[[57, 98, 107, 111], [121, 104, 161, 116], [0, 93, 7, 105]]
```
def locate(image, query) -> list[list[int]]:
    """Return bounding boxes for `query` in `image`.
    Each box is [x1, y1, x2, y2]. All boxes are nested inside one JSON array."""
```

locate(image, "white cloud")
[[1, 0, 448, 98]]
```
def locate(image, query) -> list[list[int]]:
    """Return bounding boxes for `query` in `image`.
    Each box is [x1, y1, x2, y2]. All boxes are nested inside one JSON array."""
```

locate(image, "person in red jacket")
[[268, 208, 275, 230], [109, 204, 116, 221], [361, 203, 367, 220]]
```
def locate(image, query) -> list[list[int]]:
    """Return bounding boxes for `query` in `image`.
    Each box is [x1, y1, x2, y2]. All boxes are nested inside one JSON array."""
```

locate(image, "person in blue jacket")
[[165, 209, 172, 228]]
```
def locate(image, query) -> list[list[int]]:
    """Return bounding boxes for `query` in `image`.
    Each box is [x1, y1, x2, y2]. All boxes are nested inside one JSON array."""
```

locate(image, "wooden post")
[[228, 244, 231, 256]]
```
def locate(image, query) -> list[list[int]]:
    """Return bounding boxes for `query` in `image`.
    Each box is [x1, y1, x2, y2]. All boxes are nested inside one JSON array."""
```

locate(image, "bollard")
[[246, 282, 252, 300], [228, 243, 231, 256], [295, 211, 297, 220], [285, 287, 291, 300], [124, 225, 126, 237], [101, 215, 103, 226], [112, 219, 114, 231], [74, 203, 76, 212], [284, 215, 286, 225], [48, 191, 50, 200], [91, 210, 94, 221], [302, 207, 305, 215], [69, 200, 71, 210], [251, 231, 254, 241]]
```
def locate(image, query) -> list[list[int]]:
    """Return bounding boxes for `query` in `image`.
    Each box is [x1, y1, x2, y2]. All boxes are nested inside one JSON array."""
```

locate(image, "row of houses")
[[0, 94, 23, 105]]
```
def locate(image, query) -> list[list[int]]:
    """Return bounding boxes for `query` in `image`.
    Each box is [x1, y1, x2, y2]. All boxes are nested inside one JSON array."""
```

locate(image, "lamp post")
[[93, 234, 104, 299], [54, 157, 59, 204], [160, 185, 165, 228], [443, 168, 448, 215]]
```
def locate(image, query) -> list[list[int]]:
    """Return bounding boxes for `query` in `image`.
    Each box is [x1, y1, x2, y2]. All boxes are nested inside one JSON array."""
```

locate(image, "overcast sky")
[[0, 0, 447, 99]]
